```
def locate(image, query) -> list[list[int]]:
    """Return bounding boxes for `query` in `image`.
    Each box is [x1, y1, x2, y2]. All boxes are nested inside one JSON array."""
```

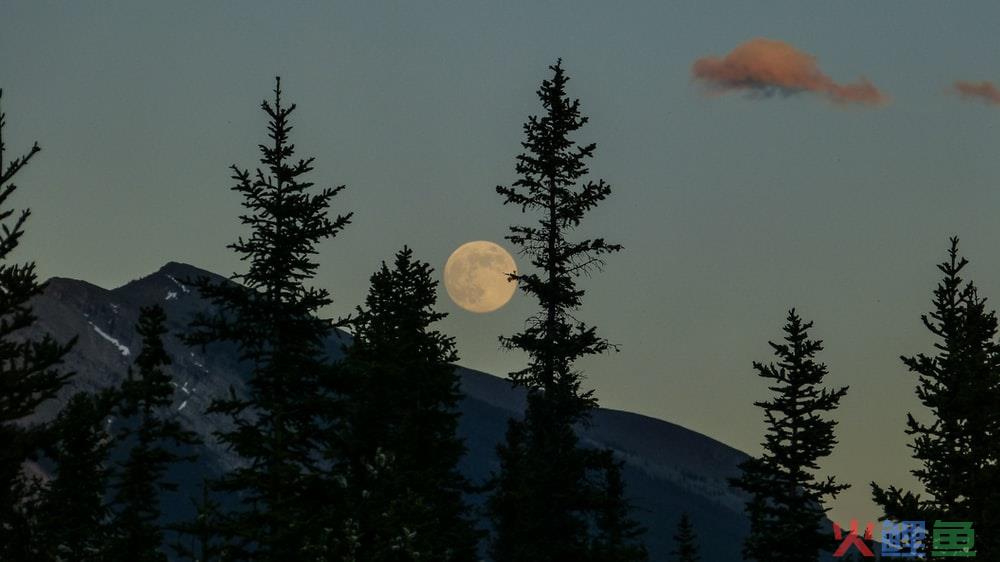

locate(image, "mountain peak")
[[155, 261, 226, 283], [107, 261, 226, 299]]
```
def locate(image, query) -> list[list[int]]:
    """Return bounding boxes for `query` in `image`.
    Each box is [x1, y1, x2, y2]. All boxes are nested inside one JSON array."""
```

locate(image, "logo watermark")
[[832, 519, 976, 558]]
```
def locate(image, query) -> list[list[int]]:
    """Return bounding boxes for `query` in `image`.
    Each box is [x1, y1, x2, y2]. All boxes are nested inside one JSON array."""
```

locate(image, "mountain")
[[25, 262, 753, 561]]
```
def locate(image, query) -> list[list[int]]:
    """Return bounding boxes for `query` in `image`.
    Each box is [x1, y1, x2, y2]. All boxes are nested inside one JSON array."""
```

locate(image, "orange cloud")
[[953, 81, 1000, 106], [692, 38, 887, 107]]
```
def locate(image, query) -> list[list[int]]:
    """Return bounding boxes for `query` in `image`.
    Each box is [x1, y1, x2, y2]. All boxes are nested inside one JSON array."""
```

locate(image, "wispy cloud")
[[692, 38, 887, 107], [953, 81, 1000, 106]]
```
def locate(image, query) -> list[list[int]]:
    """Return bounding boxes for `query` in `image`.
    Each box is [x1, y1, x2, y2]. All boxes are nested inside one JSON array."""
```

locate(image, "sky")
[[4, 1, 1000, 525]]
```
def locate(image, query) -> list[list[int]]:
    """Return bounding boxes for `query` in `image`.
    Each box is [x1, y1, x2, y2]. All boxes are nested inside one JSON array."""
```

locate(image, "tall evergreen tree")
[[35, 390, 115, 561], [729, 310, 849, 562], [107, 304, 200, 561], [669, 512, 700, 562], [0, 89, 76, 560], [185, 77, 352, 559], [487, 60, 644, 562], [871, 237, 1000, 559], [335, 247, 480, 561]]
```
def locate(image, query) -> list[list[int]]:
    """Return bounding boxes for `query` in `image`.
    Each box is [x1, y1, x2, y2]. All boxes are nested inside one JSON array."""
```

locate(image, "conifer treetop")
[[731, 310, 849, 562], [670, 512, 700, 562], [230, 76, 353, 300], [872, 238, 1000, 558], [497, 60, 622, 409]]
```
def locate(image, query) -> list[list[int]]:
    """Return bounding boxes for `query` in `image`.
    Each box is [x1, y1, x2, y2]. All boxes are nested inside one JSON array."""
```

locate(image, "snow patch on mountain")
[[166, 275, 191, 294], [89, 322, 131, 356]]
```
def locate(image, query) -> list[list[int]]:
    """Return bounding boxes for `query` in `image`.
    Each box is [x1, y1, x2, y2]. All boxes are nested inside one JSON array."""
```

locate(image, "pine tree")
[[669, 513, 700, 562], [729, 310, 849, 562], [0, 89, 76, 560], [336, 247, 480, 561], [185, 77, 352, 559], [871, 237, 1000, 559], [106, 304, 200, 561], [35, 391, 116, 561], [590, 452, 648, 562], [487, 60, 643, 562]]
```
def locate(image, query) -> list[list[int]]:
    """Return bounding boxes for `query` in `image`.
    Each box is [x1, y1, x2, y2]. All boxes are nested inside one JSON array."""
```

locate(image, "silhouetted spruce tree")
[[335, 247, 479, 561], [106, 304, 200, 561], [487, 60, 643, 562], [729, 310, 849, 562], [669, 513, 700, 562], [185, 77, 352, 560], [871, 237, 1000, 559], [0, 89, 76, 560], [590, 452, 648, 562], [35, 390, 116, 561]]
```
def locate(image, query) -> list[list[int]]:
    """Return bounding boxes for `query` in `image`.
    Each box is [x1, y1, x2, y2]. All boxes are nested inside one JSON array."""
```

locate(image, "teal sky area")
[[4, 1, 1000, 524]]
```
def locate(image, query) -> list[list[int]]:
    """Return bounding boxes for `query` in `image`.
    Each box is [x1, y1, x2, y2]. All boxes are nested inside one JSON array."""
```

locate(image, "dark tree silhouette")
[[729, 310, 849, 562], [333, 247, 480, 561], [35, 391, 115, 561], [872, 237, 1000, 559], [107, 305, 200, 561], [172, 482, 225, 562], [591, 452, 648, 562], [185, 77, 352, 560], [670, 512, 700, 562], [487, 60, 643, 562], [0, 89, 76, 560]]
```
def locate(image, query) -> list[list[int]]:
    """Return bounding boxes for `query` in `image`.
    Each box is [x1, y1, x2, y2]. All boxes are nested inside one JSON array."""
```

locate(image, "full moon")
[[443, 241, 517, 313]]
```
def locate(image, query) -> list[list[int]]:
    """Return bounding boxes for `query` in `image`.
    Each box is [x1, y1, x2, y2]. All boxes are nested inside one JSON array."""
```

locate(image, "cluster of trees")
[[731, 237, 1000, 560], [0, 64, 702, 561]]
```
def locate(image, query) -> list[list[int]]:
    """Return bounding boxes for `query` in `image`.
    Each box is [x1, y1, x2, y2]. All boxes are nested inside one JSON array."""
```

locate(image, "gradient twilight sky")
[[4, 1, 1000, 524]]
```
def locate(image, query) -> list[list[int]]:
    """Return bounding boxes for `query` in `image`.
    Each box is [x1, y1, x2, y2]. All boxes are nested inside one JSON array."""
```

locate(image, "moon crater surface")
[[443, 241, 517, 313]]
